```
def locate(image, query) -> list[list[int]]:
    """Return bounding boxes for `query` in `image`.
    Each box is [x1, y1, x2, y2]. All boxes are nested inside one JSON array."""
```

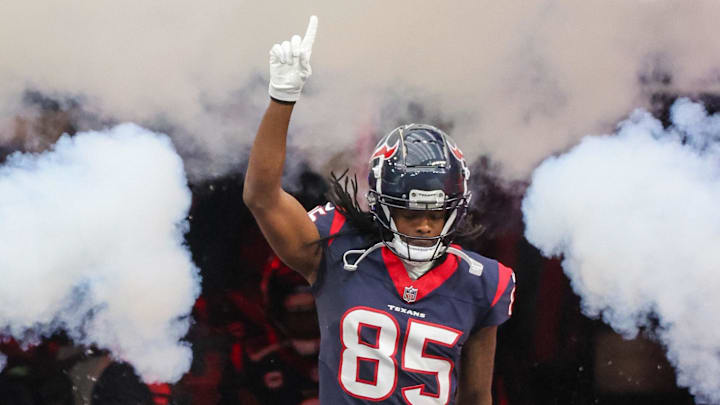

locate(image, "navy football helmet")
[[366, 124, 471, 262]]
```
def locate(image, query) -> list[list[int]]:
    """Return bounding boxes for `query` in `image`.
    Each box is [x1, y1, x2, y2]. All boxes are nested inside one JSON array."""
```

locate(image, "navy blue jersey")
[[307, 203, 515, 404]]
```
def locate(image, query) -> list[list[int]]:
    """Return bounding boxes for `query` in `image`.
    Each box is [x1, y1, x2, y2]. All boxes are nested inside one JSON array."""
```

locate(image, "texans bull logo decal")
[[370, 132, 400, 161], [445, 136, 464, 161]]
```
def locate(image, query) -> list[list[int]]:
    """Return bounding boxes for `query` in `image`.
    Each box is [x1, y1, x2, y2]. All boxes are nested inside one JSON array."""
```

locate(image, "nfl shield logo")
[[403, 286, 418, 303]]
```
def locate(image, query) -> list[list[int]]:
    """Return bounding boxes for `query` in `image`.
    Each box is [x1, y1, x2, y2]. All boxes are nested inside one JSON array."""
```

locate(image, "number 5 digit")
[[402, 319, 461, 405]]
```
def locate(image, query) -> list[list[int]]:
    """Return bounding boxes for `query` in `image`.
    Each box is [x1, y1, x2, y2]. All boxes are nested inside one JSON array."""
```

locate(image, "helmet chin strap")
[[389, 217, 445, 263], [389, 234, 442, 262], [386, 205, 461, 262]]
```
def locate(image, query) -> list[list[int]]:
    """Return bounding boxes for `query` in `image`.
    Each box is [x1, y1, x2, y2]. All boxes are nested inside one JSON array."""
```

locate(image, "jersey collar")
[[381, 246, 459, 303]]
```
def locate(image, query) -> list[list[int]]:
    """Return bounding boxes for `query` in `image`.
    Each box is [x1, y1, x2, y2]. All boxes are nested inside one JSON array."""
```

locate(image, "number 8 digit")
[[339, 307, 399, 400]]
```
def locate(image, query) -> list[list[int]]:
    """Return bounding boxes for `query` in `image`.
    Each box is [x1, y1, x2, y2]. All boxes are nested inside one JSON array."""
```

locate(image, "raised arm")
[[243, 16, 322, 284]]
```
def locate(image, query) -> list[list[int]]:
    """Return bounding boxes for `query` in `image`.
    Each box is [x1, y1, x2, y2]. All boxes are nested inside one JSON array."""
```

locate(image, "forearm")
[[243, 100, 294, 208], [457, 326, 497, 405], [457, 391, 492, 405]]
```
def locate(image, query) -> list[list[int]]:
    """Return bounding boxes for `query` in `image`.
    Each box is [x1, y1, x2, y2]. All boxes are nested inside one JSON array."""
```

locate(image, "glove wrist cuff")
[[270, 96, 296, 105], [268, 84, 302, 103]]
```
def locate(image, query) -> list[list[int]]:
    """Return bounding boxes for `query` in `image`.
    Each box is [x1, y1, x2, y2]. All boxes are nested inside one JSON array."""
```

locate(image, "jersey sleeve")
[[307, 202, 347, 294], [307, 202, 346, 240], [477, 261, 516, 328]]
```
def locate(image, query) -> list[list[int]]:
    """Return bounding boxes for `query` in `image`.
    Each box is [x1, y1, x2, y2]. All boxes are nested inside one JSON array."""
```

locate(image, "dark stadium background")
[[0, 88, 712, 404]]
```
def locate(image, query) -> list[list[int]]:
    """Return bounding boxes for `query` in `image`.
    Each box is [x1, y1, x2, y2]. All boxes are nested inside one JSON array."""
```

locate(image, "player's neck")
[[401, 258, 435, 280]]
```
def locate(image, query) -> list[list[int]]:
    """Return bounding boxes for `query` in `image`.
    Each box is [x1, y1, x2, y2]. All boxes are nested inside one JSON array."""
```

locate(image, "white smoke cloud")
[[3, 1, 720, 179], [0, 124, 200, 383], [522, 99, 720, 404]]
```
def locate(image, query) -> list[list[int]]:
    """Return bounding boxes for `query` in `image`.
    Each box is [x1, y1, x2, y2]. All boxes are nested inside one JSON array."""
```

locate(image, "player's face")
[[391, 208, 445, 247]]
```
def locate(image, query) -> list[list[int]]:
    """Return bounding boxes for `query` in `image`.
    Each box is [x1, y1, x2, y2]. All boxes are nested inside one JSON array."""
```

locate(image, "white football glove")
[[268, 15, 318, 102]]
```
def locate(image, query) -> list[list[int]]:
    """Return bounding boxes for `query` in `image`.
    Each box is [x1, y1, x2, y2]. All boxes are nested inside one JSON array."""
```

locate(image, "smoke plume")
[[0, 124, 200, 383], [2, 1, 720, 179], [522, 99, 720, 404]]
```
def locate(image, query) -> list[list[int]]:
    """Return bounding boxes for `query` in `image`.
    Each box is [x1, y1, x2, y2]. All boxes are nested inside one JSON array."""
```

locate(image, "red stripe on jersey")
[[382, 247, 458, 302], [491, 263, 514, 307], [327, 210, 347, 246]]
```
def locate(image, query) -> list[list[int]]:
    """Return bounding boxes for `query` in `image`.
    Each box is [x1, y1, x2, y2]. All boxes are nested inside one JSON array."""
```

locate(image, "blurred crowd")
[[0, 169, 697, 405], [0, 91, 709, 404]]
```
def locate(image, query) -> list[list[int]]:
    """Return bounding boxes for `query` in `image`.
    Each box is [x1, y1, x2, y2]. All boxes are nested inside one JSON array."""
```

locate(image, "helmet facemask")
[[366, 123, 472, 263], [368, 189, 470, 262]]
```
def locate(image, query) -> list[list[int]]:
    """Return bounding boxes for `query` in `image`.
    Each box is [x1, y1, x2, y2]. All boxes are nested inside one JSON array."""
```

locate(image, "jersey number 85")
[[339, 306, 462, 404]]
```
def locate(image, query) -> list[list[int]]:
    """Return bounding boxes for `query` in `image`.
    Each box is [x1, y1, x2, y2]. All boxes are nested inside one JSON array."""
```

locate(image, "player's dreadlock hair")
[[320, 170, 385, 246]]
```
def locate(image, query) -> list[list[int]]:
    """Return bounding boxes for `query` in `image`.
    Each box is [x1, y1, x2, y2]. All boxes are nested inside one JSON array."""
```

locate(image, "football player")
[[243, 15, 516, 405]]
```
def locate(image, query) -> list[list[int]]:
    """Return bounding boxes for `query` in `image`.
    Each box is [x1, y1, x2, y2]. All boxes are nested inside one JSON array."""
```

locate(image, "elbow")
[[242, 186, 261, 212], [242, 170, 262, 210], [242, 181, 276, 213]]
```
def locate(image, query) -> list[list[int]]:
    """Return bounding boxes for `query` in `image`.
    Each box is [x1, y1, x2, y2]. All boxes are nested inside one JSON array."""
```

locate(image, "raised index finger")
[[301, 15, 318, 51]]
